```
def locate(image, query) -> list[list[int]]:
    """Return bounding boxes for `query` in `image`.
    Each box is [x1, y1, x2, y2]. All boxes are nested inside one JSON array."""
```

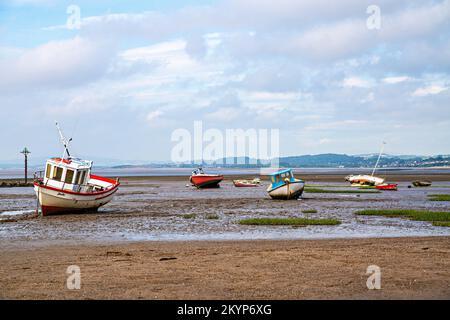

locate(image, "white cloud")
[[239, 91, 300, 116], [37, 1, 449, 66], [206, 107, 240, 122], [8, 0, 54, 6], [2, 0, 450, 158], [0, 36, 113, 91], [381, 0, 450, 41], [360, 92, 374, 103], [44, 93, 111, 115], [146, 110, 163, 122], [342, 76, 373, 88], [382, 76, 412, 84], [412, 85, 448, 97], [305, 120, 369, 131], [319, 138, 332, 144]]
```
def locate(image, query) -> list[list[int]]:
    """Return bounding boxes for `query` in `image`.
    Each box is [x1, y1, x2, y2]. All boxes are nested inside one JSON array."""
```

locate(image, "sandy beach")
[[1, 237, 449, 299]]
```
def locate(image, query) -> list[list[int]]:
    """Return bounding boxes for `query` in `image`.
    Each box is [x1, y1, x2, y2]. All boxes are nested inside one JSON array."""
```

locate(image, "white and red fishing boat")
[[33, 123, 120, 216], [189, 168, 223, 189]]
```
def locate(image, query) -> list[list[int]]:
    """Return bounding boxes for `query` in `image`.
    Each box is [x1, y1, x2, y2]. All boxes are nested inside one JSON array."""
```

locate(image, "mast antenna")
[[55, 121, 73, 159], [371, 141, 386, 176]]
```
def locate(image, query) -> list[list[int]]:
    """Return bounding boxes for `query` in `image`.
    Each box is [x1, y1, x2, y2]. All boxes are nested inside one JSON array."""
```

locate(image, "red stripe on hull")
[[34, 180, 120, 196], [89, 174, 118, 184]]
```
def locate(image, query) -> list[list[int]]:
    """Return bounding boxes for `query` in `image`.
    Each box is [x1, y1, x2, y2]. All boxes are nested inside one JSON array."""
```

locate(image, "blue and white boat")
[[266, 169, 305, 200]]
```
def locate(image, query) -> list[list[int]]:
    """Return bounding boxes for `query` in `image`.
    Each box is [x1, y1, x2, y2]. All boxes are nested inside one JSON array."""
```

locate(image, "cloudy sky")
[[0, 0, 449, 163]]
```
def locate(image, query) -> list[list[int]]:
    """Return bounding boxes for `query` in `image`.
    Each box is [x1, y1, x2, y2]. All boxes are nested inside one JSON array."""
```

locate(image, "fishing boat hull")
[[34, 176, 120, 216], [376, 183, 398, 191], [190, 175, 223, 188], [267, 181, 305, 200]]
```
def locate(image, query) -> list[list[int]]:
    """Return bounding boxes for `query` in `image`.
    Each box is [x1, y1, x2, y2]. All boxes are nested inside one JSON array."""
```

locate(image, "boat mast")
[[55, 121, 73, 160], [371, 141, 386, 176]]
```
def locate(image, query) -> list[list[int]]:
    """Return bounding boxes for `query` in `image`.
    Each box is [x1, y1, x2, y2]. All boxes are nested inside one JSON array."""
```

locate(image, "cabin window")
[[65, 169, 75, 184], [74, 171, 80, 184], [45, 164, 52, 179], [52, 166, 63, 181], [76, 170, 87, 185]]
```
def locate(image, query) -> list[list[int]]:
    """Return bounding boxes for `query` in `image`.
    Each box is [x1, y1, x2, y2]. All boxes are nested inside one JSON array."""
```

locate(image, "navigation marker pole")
[[20, 147, 31, 184]]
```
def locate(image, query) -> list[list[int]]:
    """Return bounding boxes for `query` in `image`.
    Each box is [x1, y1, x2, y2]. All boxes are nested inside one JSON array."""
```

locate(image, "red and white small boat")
[[375, 183, 398, 191], [189, 168, 223, 189], [33, 123, 120, 216]]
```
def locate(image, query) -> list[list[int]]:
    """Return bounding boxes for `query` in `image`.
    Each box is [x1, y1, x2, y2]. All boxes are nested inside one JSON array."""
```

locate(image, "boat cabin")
[[269, 169, 296, 188], [42, 157, 98, 193]]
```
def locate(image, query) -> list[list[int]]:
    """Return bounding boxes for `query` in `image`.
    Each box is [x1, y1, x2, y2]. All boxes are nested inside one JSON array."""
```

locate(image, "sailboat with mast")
[[33, 122, 120, 216], [345, 142, 386, 186]]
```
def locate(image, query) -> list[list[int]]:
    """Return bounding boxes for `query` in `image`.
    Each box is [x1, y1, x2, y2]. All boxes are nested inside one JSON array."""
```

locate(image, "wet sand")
[[1, 237, 449, 299], [0, 173, 449, 299], [1, 176, 449, 242]]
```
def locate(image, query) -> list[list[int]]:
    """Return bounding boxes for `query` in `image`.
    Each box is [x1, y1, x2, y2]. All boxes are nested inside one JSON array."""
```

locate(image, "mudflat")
[[1, 237, 449, 299]]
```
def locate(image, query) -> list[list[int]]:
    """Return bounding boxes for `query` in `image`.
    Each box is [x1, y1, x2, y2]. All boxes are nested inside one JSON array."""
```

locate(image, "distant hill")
[[279, 154, 449, 168], [280, 154, 364, 167], [2, 154, 449, 170], [169, 154, 450, 168]]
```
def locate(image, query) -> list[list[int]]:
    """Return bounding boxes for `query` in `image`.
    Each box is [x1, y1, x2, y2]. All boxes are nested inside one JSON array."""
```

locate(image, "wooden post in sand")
[[20, 147, 31, 184]]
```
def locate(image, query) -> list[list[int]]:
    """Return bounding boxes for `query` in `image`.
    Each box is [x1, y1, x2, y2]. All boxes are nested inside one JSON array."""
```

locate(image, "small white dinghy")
[[267, 169, 305, 200], [33, 123, 120, 216]]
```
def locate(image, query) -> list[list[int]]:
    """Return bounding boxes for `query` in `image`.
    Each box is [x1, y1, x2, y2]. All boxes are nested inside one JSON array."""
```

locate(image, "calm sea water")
[[1, 167, 450, 179]]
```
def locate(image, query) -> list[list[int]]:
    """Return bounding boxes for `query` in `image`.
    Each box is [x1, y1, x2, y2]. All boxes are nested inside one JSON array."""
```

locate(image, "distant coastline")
[[2, 153, 449, 171], [1, 166, 450, 180]]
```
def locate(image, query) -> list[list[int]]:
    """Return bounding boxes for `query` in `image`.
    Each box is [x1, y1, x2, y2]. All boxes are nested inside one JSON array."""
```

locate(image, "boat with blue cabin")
[[266, 169, 305, 200]]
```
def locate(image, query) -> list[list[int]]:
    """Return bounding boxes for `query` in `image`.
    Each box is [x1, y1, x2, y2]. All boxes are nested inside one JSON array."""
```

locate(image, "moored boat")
[[346, 142, 386, 186], [412, 180, 432, 187], [267, 169, 304, 200], [189, 168, 223, 188], [376, 183, 398, 191], [346, 174, 385, 186], [233, 178, 261, 187], [33, 123, 120, 216]]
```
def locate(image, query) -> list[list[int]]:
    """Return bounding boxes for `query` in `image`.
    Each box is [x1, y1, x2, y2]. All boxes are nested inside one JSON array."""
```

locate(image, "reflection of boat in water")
[[189, 168, 223, 188], [267, 169, 304, 200], [346, 142, 386, 186], [376, 183, 398, 191], [233, 178, 261, 187], [33, 123, 120, 216], [412, 180, 432, 187]]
